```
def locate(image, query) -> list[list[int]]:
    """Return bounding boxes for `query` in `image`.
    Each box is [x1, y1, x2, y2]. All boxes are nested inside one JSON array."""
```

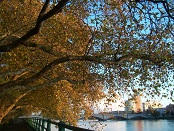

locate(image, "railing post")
[[34, 118, 37, 129], [46, 119, 51, 131], [31, 118, 34, 129], [41, 119, 45, 131], [38, 118, 41, 131], [58, 121, 65, 131], [36, 118, 38, 129], [36, 118, 39, 130]]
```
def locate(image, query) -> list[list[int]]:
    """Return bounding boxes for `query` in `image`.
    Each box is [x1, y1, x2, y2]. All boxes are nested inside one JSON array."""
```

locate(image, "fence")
[[26, 118, 93, 131]]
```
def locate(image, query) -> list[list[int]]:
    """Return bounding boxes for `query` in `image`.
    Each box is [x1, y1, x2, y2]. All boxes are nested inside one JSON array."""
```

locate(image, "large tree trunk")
[[0, 92, 28, 124]]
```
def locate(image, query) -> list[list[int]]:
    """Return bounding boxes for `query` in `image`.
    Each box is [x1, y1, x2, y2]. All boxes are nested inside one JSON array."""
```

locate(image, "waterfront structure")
[[124, 97, 142, 113], [110, 111, 125, 114], [142, 102, 145, 112], [124, 100, 134, 113], [166, 104, 174, 112], [134, 96, 142, 113], [155, 108, 166, 116]]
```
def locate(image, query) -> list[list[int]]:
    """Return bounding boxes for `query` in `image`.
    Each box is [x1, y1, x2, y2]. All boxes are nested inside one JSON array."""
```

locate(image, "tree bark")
[[0, 92, 29, 124]]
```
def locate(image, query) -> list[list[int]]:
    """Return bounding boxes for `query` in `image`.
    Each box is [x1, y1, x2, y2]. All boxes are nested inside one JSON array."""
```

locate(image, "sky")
[[93, 91, 174, 113]]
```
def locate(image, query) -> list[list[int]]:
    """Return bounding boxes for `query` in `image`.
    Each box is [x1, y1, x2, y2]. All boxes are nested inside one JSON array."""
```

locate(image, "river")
[[51, 119, 174, 131]]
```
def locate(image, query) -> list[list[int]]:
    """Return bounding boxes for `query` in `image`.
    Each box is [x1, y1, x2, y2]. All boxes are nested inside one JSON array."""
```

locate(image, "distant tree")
[[165, 110, 170, 116], [151, 110, 160, 118], [132, 110, 135, 114]]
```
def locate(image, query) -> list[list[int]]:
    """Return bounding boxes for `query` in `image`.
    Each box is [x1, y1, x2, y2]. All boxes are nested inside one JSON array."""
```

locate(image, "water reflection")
[[127, 120, 144, 131], [77, 120, 174, 131], [136, 120, 143, 131]]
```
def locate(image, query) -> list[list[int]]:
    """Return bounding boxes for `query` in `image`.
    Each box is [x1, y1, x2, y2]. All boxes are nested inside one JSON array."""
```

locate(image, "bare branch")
[[163, 2, 174, 20], [130, 0, 174, 20]]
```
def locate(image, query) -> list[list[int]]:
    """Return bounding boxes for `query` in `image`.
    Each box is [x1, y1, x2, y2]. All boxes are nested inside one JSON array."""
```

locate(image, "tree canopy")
[[0, 0, 173, 125]]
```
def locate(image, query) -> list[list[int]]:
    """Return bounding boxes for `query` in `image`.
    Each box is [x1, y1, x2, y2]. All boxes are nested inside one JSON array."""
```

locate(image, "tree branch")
[[1, 35, 56, 55], [130, 0, 174, 20], [0, 54, 166, 92], [0, 56, 116, 92], [37, 0, 50, 21], [27, 76, 85, 92], [0, 91, 30, 122], [0, 0, 69, 52], [0, 68, 33, 78], [24, 41, 56, 55], [1, 76, 85, 97], [133, 53, 165, 66]]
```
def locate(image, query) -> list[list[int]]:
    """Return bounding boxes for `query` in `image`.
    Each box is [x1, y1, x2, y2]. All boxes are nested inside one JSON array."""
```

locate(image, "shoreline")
[[86, 116, 174, 121]]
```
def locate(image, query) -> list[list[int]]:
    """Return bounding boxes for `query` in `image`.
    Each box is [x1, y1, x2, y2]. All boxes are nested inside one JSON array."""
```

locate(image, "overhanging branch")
[[0, 54, 165, 92], [0, 91, 30, 121], [0, 75, 85, 98], [37, 0, 50, 21], [28, 76, 85, 92], [0, 0, 69, 52]]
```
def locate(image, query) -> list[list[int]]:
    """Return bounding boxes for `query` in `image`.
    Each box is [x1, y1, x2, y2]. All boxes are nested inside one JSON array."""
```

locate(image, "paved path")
[[1, 118, 30, 131]]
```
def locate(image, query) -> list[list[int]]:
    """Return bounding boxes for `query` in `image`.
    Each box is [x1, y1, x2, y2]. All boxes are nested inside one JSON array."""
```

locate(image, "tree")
[[165, 110, 170, 116], [170, 111, 174, 117], [0, 0, 173, 124], [151, 109, 160, 118]]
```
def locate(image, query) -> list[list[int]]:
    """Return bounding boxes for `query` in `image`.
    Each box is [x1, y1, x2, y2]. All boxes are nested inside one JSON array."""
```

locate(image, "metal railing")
[[26, 118, 93, 131]]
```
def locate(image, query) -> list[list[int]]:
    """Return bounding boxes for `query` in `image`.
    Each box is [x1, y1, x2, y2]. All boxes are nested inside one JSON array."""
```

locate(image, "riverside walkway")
[[1, 118, 30, 131], [1, 117, 93, 131]]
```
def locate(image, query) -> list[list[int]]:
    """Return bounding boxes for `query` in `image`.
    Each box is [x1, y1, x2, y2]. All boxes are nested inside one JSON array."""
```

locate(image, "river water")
[[76, 120, 174, 131], [51, 119, 174, 131]]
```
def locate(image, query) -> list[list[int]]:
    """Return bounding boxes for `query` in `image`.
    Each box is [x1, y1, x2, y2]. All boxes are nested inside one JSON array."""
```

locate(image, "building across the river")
[[166, 104, 174, 112]]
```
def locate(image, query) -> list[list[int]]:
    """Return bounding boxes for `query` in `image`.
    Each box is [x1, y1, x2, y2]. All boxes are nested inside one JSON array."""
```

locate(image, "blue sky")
[[84, 1, 174, 111]]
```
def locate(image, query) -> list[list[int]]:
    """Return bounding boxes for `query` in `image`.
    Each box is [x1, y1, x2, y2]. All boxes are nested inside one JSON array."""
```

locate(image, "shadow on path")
[[0, 118, 31, 131]]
